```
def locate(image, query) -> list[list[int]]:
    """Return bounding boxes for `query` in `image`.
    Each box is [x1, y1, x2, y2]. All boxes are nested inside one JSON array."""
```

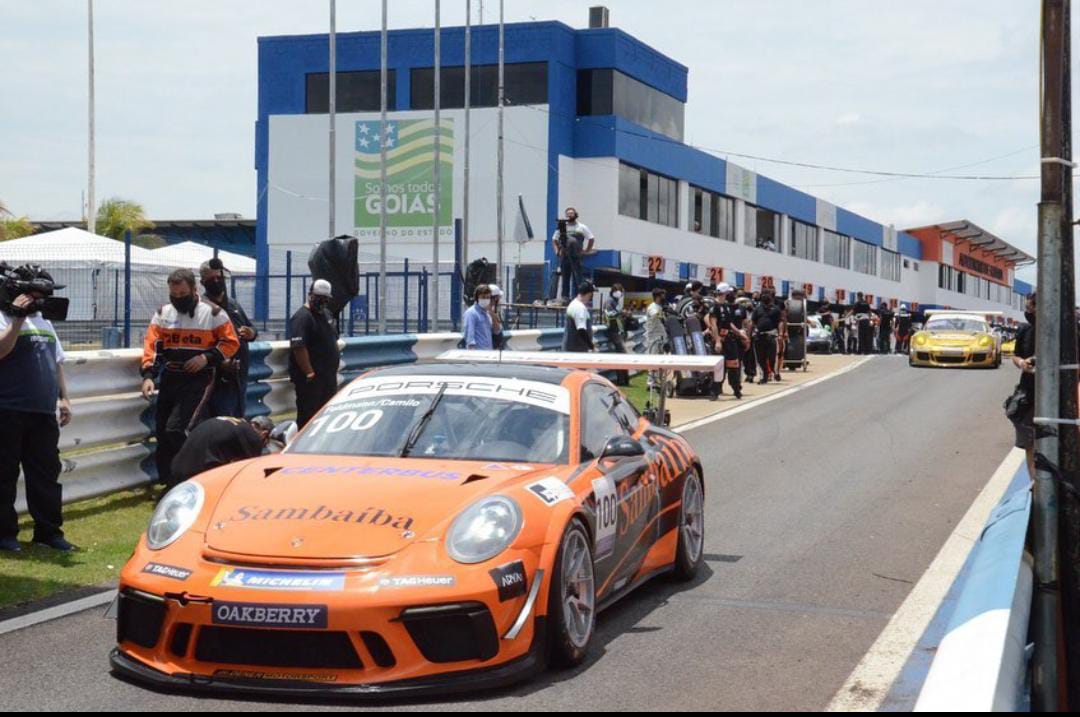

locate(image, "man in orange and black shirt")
[[141, 269, 240, 490]]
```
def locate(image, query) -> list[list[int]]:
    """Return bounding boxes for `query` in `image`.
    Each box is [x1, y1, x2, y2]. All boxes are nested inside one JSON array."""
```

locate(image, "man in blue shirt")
[[463, 285, 495, 350], [0, 265, 75, 552]]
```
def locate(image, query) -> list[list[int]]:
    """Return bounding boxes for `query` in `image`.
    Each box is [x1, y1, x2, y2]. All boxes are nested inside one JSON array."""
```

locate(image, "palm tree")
[[0, 216, 33, 242], [95, 198, 156, 243]]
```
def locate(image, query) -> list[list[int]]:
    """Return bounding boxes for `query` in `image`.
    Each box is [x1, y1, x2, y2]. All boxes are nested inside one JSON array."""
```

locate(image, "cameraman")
[[0, 265, 75, 552], [549, 208, 594, 306]]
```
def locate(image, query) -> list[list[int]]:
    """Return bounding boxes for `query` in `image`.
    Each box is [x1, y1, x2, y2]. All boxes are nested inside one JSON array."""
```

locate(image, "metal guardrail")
[[15, 323, 640, 513], [914, 482, 1033, 712]]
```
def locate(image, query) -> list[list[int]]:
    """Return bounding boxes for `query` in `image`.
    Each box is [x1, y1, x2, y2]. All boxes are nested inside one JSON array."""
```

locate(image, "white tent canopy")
[[0, 227, 167, 267], [147, 241, 256, 274]]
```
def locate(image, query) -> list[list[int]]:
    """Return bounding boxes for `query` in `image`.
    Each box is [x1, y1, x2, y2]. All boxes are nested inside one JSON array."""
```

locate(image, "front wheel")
[[670, 470, 705, 581], [547, 519, 596, 668]]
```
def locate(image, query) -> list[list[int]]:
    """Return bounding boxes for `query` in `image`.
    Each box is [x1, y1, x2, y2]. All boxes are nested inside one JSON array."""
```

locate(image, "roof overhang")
[[932, 220, 1036, 266]]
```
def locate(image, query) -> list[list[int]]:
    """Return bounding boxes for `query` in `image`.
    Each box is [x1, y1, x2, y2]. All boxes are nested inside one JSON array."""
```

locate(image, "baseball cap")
[[312, 279, 332, 297], [716, 282, 732, 294], [489, 284, 504, 298], [578, 280, 596, 295]]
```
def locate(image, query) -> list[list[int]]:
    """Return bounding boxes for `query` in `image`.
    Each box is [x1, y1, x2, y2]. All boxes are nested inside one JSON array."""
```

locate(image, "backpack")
[[463, 258, 497, 307]]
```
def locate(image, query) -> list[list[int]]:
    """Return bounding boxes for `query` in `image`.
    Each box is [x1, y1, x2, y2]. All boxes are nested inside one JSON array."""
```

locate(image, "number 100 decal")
[[306, 409, 384, 437], [592, 476, 618, 560]]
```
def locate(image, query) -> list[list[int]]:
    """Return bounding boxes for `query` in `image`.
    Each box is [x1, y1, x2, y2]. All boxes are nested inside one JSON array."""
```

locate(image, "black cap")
[[578, 280, 595, 295]]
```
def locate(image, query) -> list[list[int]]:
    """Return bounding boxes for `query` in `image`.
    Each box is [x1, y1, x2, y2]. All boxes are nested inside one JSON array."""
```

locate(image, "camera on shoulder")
[[0, 263, 69, 321]]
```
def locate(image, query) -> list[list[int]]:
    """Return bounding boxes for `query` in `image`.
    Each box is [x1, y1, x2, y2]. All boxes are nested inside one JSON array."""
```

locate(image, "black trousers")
[[0, 411, 63, 541], [744, 339, 757, 379], [754, 334, 778, 382], [858, 320, 874, 354], [155, 372, 215, 490], [712, 335, 743, 398], [294, 373, 339, 429]]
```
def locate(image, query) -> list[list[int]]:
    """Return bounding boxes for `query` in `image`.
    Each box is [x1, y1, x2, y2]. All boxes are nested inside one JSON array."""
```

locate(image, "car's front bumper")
[[111, 618, 547, 700], [910, 346, 996, 368]]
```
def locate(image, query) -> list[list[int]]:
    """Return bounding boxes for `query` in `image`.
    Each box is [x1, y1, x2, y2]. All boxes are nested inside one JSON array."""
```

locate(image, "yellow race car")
[[910, 311, 1002, 369]]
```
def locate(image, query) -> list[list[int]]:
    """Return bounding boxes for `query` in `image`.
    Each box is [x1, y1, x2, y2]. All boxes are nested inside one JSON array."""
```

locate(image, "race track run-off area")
[[0, 356, 1018, 711]]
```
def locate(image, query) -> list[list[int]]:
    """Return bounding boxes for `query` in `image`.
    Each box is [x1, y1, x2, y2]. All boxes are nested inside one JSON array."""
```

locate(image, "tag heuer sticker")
[[378, 575, 456, 589], [526, 478, 575, 506], [141, 563, 192, 581]]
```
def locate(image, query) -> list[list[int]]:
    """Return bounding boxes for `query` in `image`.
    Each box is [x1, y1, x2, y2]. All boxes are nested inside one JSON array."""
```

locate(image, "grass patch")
[[621, 372, 653, 413], [0, 489, 155, 610]]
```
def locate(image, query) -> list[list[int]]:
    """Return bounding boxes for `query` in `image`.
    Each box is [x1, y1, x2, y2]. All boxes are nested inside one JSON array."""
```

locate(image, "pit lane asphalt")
[[0, 356, 1018, 711]]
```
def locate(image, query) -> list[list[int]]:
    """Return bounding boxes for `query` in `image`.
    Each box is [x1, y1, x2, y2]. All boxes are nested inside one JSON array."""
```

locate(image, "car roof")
[[367, 361, 573, 385]]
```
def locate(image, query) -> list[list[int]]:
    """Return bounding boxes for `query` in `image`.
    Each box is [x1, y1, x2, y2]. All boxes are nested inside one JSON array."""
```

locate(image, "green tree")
[[95, 198, 156, 243], [0, 215, 33, 242]]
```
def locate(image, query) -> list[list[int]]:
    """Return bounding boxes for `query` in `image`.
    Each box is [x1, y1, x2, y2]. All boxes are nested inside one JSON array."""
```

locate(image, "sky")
[[0, 0, 1065, 284]]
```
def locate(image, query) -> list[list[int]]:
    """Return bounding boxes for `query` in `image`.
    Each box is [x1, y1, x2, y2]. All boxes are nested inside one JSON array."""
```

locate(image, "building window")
[[823, 230, 851, 269], [578, 69, 685, 141], [618, 162, 678, 228], [691, 186, 734, 240], [852, 240, 877, 276], [790, 220, 818, 261], [745, 204, 779, 251], [306, 70, 397, 113], [881, 249, 901, 282], [411, 62, 548, 109]]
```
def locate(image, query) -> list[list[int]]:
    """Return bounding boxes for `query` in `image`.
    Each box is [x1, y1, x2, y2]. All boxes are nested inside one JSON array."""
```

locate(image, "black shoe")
[[33, 535, 77, 552], [734, 391, 743, 400], [0, 537, 21, 553]]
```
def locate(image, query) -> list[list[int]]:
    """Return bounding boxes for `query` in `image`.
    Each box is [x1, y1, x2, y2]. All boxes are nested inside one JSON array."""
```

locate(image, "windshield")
[[925, 318, 989, 333], [288, 375, 571, 464]]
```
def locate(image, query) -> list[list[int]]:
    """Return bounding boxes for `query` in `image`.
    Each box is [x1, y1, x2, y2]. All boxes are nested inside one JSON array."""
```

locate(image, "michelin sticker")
[[211, 568, 346, 592], [526, 478, 575, 506]]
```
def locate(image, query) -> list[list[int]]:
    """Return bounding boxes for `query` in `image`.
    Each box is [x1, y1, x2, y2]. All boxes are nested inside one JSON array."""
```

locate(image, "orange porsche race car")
[[110, 357, 709, 698]]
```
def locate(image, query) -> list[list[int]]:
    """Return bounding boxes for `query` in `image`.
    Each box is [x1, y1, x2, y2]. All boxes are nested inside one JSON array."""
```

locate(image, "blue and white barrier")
[[914, 483, 1033, 712]]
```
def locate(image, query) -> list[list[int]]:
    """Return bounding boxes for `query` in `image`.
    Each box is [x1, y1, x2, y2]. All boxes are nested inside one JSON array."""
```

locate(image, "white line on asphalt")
[[825, 447, 1026, 712], [0, 589, 116, 637], [674, 355, 875, 434]]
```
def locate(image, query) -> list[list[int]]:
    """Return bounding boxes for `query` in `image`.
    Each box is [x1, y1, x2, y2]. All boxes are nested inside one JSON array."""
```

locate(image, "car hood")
[[924, 332, 983, 343], [203, 453, 555, 560]]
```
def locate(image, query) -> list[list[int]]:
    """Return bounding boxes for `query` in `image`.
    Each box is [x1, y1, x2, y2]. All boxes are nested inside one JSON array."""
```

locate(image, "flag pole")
[[379, 0, 389, 334], [87, 0, 96, 234], [328, 0, 337, 239], [463, 0, 472, 273], [432, 0, 442, 331], [496, 0, 505, 294]]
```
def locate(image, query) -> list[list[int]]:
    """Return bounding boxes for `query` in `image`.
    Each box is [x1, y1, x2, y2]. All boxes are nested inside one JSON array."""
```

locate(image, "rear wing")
[[436, 350, 723, 372]]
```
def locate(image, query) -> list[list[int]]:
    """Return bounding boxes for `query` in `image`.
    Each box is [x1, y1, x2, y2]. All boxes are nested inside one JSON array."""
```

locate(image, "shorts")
[[1011, 405, 1035, 450]]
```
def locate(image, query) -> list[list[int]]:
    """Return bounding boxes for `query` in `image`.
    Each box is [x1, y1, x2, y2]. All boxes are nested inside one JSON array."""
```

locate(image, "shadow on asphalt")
[[107, 563, 720, 709]]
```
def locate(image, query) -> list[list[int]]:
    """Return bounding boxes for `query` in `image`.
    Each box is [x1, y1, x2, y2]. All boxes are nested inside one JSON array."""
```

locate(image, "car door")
[[579, 383, 655, 600]]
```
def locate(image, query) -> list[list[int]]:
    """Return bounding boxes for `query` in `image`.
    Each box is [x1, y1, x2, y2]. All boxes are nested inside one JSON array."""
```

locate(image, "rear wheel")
[[547, 519, 595, 668], [670, 470, 705, 581]]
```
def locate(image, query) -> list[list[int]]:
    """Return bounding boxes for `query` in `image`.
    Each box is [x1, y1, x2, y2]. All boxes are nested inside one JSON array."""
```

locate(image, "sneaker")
[[0, 537, 21, 553], [33, 535, 77, 552]]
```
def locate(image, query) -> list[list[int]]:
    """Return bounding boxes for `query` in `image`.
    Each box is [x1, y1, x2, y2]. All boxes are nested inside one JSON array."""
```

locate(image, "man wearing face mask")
[[141, 269, 241, 490], [550, 208, 595, 305], [463, 285, 495, 350], [289, 280, 341, 429], [200, 259, 257, 418]]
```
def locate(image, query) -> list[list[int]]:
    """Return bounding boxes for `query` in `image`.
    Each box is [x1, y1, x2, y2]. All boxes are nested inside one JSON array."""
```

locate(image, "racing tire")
[[670, 469, 705, 582], [547, 518, 596, 668]]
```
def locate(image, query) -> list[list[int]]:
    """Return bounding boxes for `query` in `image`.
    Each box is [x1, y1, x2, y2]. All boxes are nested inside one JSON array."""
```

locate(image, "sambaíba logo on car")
[[229, 504, 414, 531]]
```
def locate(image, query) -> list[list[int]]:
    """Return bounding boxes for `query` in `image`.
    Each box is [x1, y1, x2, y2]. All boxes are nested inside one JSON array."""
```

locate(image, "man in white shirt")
[[644, 287, 669, 390], [562, 281, 596, 352], [548, 207, 595, 305]]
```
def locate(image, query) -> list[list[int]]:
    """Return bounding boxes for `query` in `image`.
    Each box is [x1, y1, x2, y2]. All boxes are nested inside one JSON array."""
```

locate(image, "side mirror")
[[600, 435, 645, 460], [270, 420, 298, 449]]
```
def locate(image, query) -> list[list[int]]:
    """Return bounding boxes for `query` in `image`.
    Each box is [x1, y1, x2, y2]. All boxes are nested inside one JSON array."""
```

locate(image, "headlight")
[[446, 495, 523, 564], [978, 335, 993, 347], [914, 334, 928, 346], [147, 482, 204, 550]]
